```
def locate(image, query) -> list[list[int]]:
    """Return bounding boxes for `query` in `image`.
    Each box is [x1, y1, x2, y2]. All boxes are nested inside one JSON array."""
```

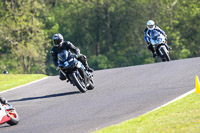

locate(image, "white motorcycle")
[[0, 103, 19, 126], [149, 30, 171, 61]]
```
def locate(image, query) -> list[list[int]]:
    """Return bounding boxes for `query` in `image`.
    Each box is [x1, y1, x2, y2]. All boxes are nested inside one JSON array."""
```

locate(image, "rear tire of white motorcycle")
[[7, 110, 19, 125], [71, 72, 87, 93]]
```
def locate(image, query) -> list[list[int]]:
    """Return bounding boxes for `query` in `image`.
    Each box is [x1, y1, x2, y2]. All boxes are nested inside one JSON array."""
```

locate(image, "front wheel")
[[71, 72, 87, 93], [6, 109, 19, 125], [160, 46, 170, 61]]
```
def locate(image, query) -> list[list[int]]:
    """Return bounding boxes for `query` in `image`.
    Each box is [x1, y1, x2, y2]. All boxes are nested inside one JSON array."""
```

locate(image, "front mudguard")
[[156, 45, 170, 61], [156, 44, 169, 56]]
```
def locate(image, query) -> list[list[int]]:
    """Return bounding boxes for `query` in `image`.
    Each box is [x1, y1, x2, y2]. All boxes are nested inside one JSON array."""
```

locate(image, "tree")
[[0, 0, 49, 74]]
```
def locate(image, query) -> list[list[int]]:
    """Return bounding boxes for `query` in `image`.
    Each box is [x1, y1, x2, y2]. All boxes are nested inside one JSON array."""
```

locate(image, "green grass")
[[94, 93, 200, 133], [0, 74, 47, 92]]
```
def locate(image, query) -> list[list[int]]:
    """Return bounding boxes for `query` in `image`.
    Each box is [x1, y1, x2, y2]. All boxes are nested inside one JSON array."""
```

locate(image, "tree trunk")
[[96, 0, 100, 56]]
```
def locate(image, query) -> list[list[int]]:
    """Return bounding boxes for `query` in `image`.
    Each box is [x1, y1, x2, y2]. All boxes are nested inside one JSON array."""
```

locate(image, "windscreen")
[[58, 50, 69, 62], [150, 30, 160, 40]]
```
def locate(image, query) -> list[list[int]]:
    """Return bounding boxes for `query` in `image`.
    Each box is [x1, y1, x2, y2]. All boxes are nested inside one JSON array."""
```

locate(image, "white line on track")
[[0, 76, 50, 94], [144, 88, 195, 115]]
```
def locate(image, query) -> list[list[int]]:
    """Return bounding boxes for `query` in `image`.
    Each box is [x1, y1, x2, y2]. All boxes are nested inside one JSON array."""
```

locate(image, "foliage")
[[89, 54, 113, 70], [0, 0, 50, 74], [0, 0, 200, 75]]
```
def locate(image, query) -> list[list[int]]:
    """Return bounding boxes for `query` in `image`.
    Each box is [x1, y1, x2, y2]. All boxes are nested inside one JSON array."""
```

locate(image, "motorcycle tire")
[[87, 78, 94, 90], [7, 109, 19, 125], [161, 46, 170, 61], [71, 72, 87, 93]]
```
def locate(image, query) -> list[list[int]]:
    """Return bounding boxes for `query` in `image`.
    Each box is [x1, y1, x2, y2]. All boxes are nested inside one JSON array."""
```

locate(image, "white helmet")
[[147, 20, 155, 30]]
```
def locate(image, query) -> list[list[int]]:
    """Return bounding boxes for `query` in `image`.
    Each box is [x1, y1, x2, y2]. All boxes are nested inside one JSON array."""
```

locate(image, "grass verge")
[[0, 74, 47, 92], [94, 92, 200, 133]]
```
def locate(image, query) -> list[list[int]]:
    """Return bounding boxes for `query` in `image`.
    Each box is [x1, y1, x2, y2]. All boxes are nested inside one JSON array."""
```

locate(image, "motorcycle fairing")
[[0, 106, 11, 125]]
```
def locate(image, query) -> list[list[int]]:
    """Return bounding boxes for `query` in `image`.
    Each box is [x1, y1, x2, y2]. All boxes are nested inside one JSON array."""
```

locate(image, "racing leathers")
[[144, 25, 167, 57], [0, 97, 7, 104], [51, 41, 93, 81]]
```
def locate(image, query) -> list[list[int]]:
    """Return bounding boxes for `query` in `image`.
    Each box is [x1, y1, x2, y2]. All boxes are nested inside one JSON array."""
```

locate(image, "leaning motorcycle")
[[58, 50, 94, 93], [149, 30, 171, 62], [0, 103, 19, 126]]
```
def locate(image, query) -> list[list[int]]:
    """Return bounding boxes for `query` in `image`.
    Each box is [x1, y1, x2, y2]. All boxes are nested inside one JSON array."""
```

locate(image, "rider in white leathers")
[[144, 20, 169, 57]]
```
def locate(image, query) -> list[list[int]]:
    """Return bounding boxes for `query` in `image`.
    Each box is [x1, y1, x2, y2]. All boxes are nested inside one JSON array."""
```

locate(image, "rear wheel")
[[87, 78, 94, 90], [6, 109, 19, 125], [71, 72, 87, 93]]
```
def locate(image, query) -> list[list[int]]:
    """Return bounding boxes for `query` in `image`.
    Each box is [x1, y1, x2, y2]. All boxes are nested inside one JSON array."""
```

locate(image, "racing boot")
[[86, 67, 94, 73], [83, 61, 94, 73], [83, 60, 94, 72], [148, 44, 156, 58], [78, 55, 94, 73], [152, 51, 157, 58], [165, 43, 172, 50]]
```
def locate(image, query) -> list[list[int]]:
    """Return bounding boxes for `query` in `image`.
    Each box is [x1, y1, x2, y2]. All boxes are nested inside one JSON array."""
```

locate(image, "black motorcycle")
[[149, 30, 171, 61], [58, 50, 94, 93]]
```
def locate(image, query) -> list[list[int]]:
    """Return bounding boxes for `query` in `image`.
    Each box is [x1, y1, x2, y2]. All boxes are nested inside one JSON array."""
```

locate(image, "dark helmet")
[[52, 33, 64, 47]]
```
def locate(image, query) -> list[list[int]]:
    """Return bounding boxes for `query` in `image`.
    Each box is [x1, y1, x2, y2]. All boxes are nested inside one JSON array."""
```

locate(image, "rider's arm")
[[144, 28, 150, 44], [65, 41, 80, 55], [50, 47, 58, 67], [155, 26, 167, 37], [144, 36, 150, 44]]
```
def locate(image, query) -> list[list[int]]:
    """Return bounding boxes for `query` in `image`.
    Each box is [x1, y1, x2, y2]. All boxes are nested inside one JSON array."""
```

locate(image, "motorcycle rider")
[[144, 20, 169, 57], [0, 97, 8, 105], [51, 33, 94, 81]]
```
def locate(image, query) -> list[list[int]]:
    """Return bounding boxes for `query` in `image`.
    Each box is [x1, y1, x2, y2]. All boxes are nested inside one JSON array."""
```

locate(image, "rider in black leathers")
[[51, 33, 94, 81], [0, 97, 7, 104]]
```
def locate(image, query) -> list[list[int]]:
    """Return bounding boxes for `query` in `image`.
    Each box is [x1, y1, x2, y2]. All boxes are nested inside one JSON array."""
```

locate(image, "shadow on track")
[[0, 124, 11, 128], [8, 91, 80, 103]]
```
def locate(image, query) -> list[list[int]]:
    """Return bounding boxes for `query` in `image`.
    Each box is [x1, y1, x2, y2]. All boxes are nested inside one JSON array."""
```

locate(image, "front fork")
[[153, 43, 170, 55], [165, 43, 170, 50]]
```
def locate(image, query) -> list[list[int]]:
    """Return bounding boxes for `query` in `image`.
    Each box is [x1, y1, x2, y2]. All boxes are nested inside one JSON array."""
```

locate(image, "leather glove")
[[76, 49, 80, 55], [76, 54, 81, 58], [56, 67, 59, 71], [147, 42, 151, 48]]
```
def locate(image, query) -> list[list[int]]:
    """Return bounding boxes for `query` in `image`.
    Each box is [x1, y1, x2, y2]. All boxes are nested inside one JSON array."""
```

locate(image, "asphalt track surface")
[[1, 57, 200, 133]]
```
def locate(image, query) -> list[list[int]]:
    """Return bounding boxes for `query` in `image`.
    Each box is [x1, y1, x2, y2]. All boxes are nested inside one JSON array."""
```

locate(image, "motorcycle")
[[149, 30, 171, 61], [0, 103, 19, 126], [58, 50, 94, 93]]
